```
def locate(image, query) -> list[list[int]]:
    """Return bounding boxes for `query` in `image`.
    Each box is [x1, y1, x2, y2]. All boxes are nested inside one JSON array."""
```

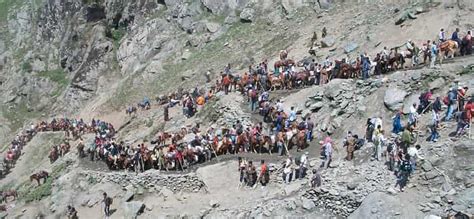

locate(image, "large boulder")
[[239, 8, 255, 22], [205, 21, 221, 33], [384, 87, 407, 111], [344, 42, 359, 53], [301, 197, 315, 210], [321, 36, 335, 48], [348, 192, 424, 219], [429, 78, 446, 90], [123, 201, 145, 219], [323, 79, 348, 100]]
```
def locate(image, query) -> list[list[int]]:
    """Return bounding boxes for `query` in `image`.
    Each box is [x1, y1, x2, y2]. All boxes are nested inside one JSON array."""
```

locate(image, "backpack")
[[443, 96, 449, 105], [401, 160, 411, 172], [419, 92, 429, 102], [250, 90, 257, 99], [106, 197, 113, 205]]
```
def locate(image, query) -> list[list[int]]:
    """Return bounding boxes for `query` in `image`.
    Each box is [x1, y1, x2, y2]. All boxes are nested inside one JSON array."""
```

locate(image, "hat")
[[305, 151, 309, 155]]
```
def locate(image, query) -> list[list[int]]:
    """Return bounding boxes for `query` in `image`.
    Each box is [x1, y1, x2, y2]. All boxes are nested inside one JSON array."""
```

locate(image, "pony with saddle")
[[30, 170, 49, 186]]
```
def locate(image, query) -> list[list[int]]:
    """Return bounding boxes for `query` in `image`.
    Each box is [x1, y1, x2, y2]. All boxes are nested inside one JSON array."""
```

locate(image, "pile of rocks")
[[304, 78, 385, 135], [214, 93, 253, 128], [82, 171, 206, 193], [303, 187, 361, 216]]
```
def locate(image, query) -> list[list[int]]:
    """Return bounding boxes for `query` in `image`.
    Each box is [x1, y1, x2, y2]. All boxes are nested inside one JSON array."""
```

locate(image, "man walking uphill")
[[102, 192, 113, 218]]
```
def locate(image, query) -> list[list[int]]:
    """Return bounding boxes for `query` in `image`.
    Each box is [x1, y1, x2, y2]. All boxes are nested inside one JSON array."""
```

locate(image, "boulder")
[[309, 102, 324, 112], [429, 78, 445, 90], [344, 42, 359, 53], [284, 183, 302, 195], [123, 201, 145, 219], [209, 200, 220, 208], [320, 36, 335, 48], [301, 197, 315, 210], [239, 8, 255, 22], [383, 87, 407, 111], [205, 22, 221, 33], [348, 192, 424, 219], [123, 191, 135, 202], [323, 79, 346, 99], [395, 13, 408, 25]]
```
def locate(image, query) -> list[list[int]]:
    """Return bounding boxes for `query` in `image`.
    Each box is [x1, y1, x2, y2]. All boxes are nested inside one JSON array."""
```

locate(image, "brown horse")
[[1, 190, 17, 202], [236, 134, 248, 153], [48, 147, 58, 163], [30, 170, 49, 186], [77, 142, 85, 158], [296, 130, 307, 151], [438, 40, 458, 64], [60, 143, 70, 157]]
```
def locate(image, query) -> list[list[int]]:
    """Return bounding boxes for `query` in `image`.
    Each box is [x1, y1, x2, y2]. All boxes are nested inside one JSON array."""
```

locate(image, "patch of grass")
[[18, 162, 67, 203], [37, 69, 69, 97], [21, 61, 32, 72], [2, 102, 40, 132], [0, 0, 20, 22], [111, 27, 126, 49]]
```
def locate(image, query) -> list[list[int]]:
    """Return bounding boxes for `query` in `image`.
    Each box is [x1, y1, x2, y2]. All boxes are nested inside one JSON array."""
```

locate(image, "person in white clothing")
[[439, 28, 446, 42], [299, 152, 308, 179], [407, 144, 424, 172]]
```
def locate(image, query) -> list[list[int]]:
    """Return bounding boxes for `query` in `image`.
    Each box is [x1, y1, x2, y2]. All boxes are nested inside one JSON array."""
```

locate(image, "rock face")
[[384, 87, 407, 111], [348, 192, 424, 219]]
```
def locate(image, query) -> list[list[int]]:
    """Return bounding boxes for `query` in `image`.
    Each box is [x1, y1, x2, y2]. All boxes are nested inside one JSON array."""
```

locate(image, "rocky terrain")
[[0, 0, 473, 218]]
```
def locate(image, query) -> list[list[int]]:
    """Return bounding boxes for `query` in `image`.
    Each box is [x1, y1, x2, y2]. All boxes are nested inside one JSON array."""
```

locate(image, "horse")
[[48, 147, 59, 163], [236, 133, 248, 153], [270, 75, 283, 90], [293, 70, 309, 88], [296, 130, 307, 151], [388, 50, 403, 70], [1, 190, 17, 202], [30, 170, 49, 186], [77, 142, 85, 158], [60, 143, 70, 157], [438, 40, 458, 65]]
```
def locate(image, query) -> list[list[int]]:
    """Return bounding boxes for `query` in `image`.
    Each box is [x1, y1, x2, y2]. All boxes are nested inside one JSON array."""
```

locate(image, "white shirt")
[[407, 147, 424, 160], [276, 102, 284, 112], [375, 117, 383, 130], [439, 31, 445, 41], [300, 154, 308, 167]]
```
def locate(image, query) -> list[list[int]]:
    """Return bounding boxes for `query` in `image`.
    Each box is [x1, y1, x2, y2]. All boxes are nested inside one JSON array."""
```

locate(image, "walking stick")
[[210, 145, 220, 162], [421, 101, 434, 114], [253, 175, 261, 189]]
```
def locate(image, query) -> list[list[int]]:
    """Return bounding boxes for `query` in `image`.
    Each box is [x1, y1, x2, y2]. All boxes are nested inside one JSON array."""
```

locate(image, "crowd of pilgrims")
[[1, 118, 114, 177]]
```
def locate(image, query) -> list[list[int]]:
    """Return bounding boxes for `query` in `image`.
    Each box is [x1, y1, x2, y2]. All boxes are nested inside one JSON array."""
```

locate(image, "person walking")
[[305, 117, 314, 142], [320, 137, 333, 168], [430, 109, 440, 142], [445, 88, 457, 121], [102, 192, 113, 218], [299, 152, 309, 179], [311, 169, 322, 188], [345, 133, 356, 161], [430, 41, 438, 68], [259, 160, 269, 186], [395, 154, 412, 192]]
